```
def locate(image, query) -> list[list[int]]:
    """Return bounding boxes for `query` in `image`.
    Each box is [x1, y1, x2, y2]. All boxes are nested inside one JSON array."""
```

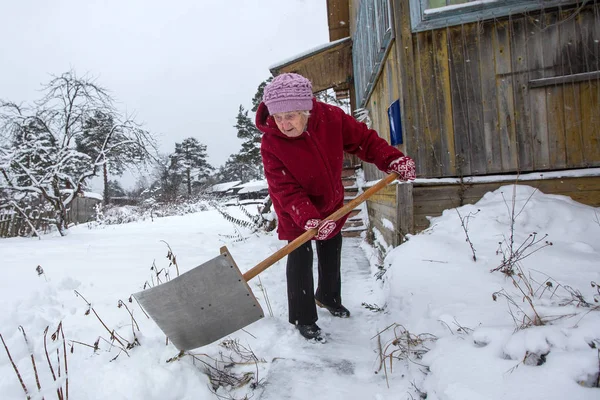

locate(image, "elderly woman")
[[255, 73, 415, 341]]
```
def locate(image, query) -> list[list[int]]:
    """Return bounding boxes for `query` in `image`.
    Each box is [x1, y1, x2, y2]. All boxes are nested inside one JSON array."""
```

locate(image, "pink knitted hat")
[[263, 73, 314, 115]]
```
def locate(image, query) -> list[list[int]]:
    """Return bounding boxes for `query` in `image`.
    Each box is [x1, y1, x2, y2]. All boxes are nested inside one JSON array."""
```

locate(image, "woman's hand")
[[386, 156, 416, 181], [304, 219, 337, 240]]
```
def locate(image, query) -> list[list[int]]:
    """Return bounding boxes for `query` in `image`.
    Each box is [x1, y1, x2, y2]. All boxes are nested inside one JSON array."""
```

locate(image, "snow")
[[236, 179, 268, 194], [269, 36, 352, 71], [208, 180, 242, 193], [82, 191, 103, 201], [1, 184, 599, 399], [364, 167, 600, 188]]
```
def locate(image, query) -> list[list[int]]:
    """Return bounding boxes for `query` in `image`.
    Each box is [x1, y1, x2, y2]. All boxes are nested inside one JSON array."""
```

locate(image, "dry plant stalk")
[[0, 332, 31, 399], [455, 208, 479, 261], [1, 322, 68, 400], [74, 290, 126, 349], [256, 276, 273, 317], [19, 326, 42, 395], [489, 184, 554, 328], [160, 240, 180, 277], [372, 323, 437, 388], [167, 339, 264, 397], [74, 290, 140, 353]]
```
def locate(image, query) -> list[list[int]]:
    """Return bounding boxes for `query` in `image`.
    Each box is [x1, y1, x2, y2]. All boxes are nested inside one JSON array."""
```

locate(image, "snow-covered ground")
[[0, 184, 599, 399]]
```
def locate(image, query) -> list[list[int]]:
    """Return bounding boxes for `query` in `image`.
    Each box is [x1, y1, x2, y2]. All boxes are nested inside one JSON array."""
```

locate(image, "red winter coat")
[[255, 98, 405, 240]]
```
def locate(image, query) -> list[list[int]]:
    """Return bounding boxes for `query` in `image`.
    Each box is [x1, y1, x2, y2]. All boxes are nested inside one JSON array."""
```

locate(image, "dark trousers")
[[286, 232, 343, 325]]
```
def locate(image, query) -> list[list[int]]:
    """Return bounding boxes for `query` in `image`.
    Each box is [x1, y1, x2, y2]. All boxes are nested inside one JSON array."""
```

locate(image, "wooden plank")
[[543, 10, 568, 169], [568, 191, 600, 207], [414, 215, 431, 231], [527, 11, 550, 170], [412, 176, 600, 200], [510, 15, 534, 172], [415, 30, 442, 177], [563, 81, 585, 166], [546, 83, 568, 170], [433, 28, 457, 176], [386, 45, 400, 102], [581, 80, 600, 166], [411, 175, 600, 233], [396, 183, 414, 242], [560, 8, 585, 167], [369, 185, 397, 206], [463, 22, 487, 175], [530, 71, 600, 87], [478, 20, 502, 174], [493, 20, 518, 171], [578, 5, 600, 166], [448, 24, 472, 176], [593, 1, 600, 73], [394, 0, 421, 175], [411, 32, 431, 176], [536, 176, 600, 192], [414, 199, 461, 215]]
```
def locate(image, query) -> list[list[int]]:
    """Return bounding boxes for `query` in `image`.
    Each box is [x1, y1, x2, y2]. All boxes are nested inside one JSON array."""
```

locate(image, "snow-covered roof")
[[236, 180, 268, 194], [83, 191, 103, 201], [61, 189, 103, 201], [363, 167, 600, 188], [269, 37, 351, 71], [209, 180, 242, 193]]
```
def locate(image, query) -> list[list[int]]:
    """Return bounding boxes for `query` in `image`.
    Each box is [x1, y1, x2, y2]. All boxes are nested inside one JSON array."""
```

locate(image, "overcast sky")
[[0, 0, 329, 184]]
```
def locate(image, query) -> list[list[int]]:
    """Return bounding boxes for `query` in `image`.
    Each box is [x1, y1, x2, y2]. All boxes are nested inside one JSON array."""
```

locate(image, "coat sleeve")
[[261, 145, 320, 229], [335, 105, 405, 171]]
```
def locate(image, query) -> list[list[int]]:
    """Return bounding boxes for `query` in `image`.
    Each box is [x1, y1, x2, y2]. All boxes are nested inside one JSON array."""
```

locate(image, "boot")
[[296, 323, 325, 342], [315, 299, 351, 318]]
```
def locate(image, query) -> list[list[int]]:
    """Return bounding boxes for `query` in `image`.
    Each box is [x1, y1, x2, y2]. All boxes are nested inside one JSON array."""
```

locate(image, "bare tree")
[[0, 70, 157, 235]]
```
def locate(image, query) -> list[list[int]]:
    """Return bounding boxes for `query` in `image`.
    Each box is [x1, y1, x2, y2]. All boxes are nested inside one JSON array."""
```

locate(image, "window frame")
[[410, 0, 582, 32], [353, 0, 395, 108]]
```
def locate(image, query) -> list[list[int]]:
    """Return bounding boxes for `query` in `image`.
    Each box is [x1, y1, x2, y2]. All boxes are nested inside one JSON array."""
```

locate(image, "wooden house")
[[270, 0, 600, 246]]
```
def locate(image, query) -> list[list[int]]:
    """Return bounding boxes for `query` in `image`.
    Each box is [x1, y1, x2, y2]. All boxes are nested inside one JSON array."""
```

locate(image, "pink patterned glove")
[[304, 219, 337, 240], [386, 156, 416, 181]]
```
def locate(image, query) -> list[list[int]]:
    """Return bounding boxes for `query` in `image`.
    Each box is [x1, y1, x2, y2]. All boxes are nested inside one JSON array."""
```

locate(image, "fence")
[[0, 196, 101, 238], [0, 208, 53, 238]]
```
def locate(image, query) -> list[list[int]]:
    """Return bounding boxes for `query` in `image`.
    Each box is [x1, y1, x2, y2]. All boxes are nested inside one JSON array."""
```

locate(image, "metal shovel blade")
[[133, 250, 264, 350]]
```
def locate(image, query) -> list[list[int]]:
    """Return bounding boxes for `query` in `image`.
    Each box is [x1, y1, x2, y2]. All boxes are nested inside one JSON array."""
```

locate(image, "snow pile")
[[0, 185, 598, 399], [378, 185, 600, 399]]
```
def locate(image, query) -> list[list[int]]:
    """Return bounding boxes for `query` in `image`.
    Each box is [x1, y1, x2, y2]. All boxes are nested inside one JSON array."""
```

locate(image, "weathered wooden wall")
[[367, 175, 600, 242], [360, 44, 407, 246], [352, 1, 600, 247], [411, 175, 600, 233], [366, 185, 398, 247], [69, 196, 101, 224], [383, 0, 600, 179]]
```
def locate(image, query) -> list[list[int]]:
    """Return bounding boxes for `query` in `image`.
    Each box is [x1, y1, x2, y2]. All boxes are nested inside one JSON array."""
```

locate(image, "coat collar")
[[255, 98, 320, 140]]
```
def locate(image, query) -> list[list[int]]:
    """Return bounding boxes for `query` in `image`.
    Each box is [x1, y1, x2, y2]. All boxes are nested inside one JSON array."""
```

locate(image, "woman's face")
[[272, 111, 309, 138]]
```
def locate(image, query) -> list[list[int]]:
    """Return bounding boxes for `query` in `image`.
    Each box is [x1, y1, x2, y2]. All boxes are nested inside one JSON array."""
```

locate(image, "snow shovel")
[[133, 173, 399, 351]]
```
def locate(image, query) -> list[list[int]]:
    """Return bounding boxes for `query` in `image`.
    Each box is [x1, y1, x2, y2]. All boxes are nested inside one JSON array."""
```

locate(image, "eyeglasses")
[[272, 112, 301, 123]]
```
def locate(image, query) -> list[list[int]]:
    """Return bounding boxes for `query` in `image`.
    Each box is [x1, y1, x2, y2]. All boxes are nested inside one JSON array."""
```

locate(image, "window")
[[353, 0, 394, 108], [410, 0, 581, 32]]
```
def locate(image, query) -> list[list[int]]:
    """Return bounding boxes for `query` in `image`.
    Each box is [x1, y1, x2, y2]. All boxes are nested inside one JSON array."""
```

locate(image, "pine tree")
[[251, 77, 273, 112], [218, 153, 260, 183], [214, 77, 272, 186], [234, 105, 263, 179], [172, 137, 214, 196]]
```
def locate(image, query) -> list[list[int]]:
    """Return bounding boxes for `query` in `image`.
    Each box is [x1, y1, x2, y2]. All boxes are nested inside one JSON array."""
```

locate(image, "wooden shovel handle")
[[242, 173, 399, 281]]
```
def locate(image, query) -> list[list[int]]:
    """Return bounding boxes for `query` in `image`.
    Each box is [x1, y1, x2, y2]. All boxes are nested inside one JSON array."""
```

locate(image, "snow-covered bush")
[[90, 198, 211, 227]]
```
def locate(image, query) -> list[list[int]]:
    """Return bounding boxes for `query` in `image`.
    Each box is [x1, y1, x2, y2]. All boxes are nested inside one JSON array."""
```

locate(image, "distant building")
[[208, 181, 242, 197], [235, 180, 269, 200]]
